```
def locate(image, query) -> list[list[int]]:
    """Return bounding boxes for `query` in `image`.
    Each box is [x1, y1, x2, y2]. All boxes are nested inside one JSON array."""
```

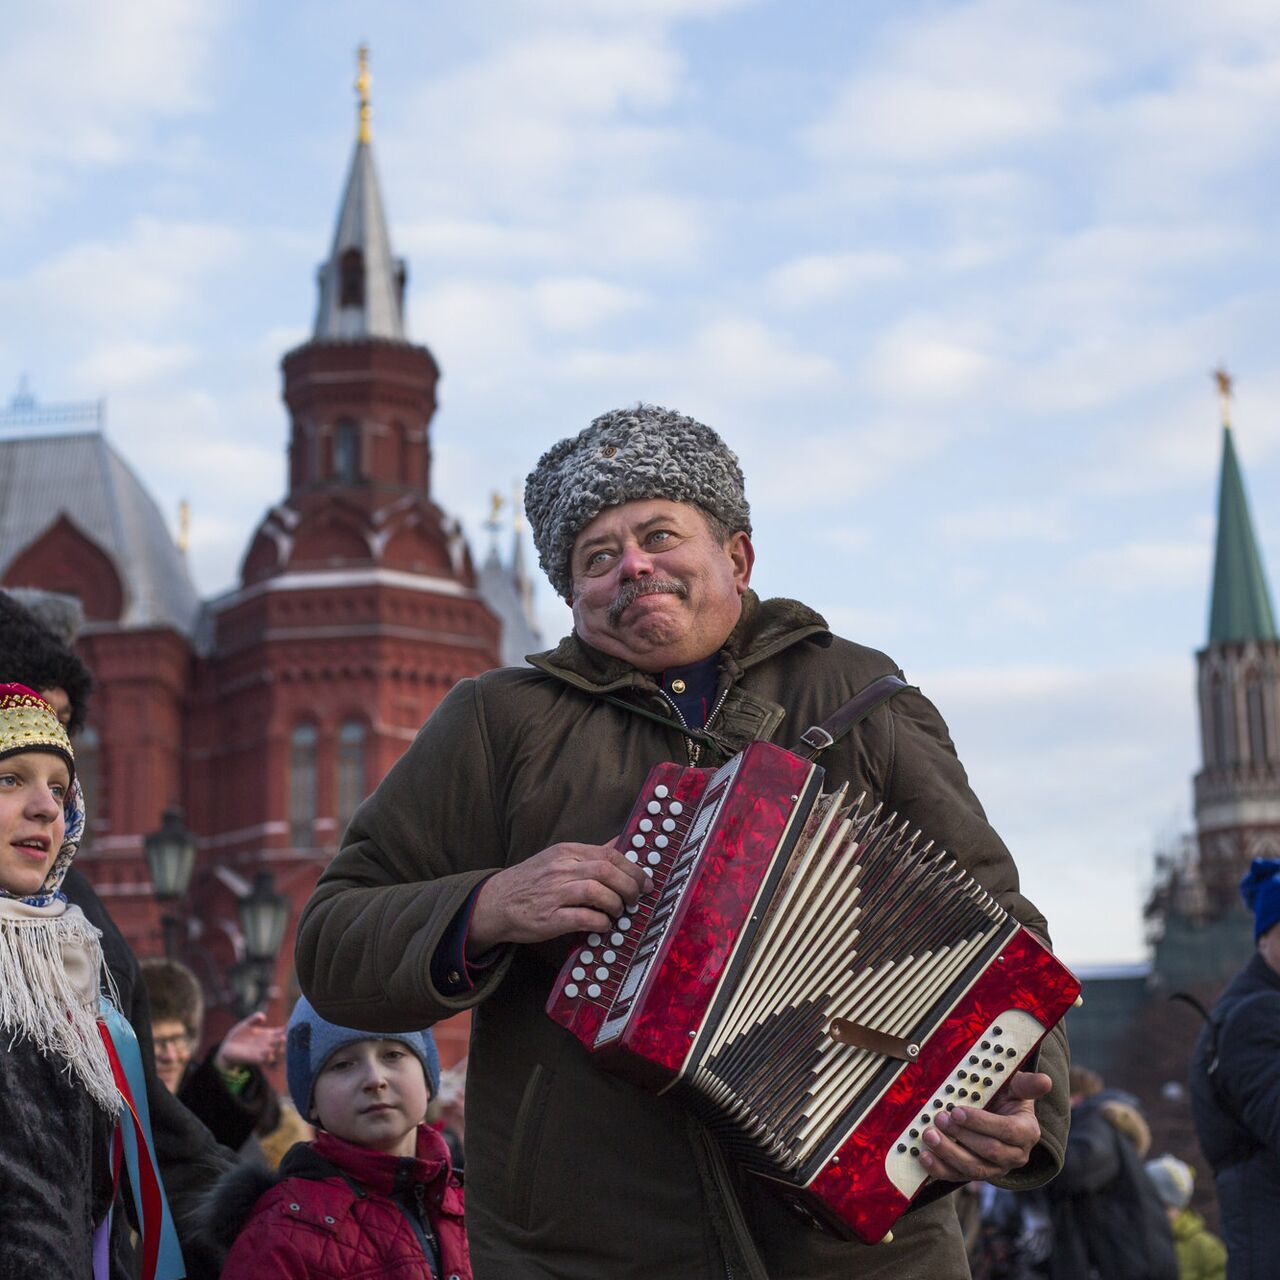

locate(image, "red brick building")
[[0, 92, 537, 1066]]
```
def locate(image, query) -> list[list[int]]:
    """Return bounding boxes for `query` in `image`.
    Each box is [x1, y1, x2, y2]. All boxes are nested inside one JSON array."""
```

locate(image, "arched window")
[[336, 720, 367, 834], [290, 723, 318, 848], [1247, 677, 1269, 767], [395, 422, 411, 486], [340, 248, 365, 308], [334, 420, 359, 483], [1210, 675, 1230, 767]]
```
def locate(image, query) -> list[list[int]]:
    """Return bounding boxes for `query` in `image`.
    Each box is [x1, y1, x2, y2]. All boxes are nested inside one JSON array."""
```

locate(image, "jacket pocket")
[[506, 1063, 554, 1232]]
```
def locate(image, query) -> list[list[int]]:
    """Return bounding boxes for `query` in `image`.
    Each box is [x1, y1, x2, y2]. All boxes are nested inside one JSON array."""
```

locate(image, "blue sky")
[[5, 0, 1280, 964]]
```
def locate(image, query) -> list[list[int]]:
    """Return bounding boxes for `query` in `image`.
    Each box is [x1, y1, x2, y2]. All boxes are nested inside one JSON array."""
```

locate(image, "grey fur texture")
[[524, 404, 751, 599]]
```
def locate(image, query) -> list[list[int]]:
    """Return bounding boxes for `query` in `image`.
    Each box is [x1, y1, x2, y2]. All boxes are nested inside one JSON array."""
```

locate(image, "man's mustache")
[[607, 578, 688, 626]]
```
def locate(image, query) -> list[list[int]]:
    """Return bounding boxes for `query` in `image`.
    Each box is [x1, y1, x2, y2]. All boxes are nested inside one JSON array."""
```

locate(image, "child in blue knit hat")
[[205, 997, 471, 1279]]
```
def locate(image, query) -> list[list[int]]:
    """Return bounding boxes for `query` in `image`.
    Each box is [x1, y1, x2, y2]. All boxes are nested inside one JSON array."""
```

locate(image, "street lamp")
[[236, 870, 290, 1013], [143, 808, 197, 958]]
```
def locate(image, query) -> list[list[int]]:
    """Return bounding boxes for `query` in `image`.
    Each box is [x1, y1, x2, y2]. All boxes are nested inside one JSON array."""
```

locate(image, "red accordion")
[[546, 740, 1080, 1244]]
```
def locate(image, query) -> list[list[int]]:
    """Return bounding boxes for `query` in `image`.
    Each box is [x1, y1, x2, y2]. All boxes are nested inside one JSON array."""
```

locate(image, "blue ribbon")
[[99, 1000, 186, 1280]]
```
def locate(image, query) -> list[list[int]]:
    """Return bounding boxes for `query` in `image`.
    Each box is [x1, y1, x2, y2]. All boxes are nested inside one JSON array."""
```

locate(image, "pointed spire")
[[312, 46, 408, 342], [1208, 370, 1277, 645]]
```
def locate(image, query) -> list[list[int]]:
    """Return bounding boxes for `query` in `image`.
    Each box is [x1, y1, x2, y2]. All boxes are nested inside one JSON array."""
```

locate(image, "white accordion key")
[[884, 1008, 1046, 1199]]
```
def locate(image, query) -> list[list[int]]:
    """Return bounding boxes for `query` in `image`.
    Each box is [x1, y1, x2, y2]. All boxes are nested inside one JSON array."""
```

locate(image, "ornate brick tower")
[[187, 51, 500, 1026], [1193, 371, 1280, 916]]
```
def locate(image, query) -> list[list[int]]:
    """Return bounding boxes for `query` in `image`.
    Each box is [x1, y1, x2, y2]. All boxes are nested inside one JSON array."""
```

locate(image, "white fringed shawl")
[[0, 897, 120, 1114], [0, 773, 120, 1116]]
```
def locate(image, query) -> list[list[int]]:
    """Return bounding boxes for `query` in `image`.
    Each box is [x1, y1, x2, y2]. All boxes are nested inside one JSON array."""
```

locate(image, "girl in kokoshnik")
[[0, 683, 124, 1280]]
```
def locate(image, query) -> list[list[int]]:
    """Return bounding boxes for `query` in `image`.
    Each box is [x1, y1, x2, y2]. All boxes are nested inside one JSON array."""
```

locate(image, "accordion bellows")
[[547, 740, 1079, 1244]]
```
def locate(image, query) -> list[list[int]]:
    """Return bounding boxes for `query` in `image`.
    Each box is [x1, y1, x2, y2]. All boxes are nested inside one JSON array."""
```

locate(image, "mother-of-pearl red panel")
[[800, 926, 1080, 1243], [616, 742, 817, 1082]]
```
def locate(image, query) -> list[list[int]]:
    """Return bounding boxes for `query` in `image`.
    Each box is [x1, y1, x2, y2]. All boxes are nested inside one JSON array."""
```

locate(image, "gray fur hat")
[[524, 404, 751, 598]]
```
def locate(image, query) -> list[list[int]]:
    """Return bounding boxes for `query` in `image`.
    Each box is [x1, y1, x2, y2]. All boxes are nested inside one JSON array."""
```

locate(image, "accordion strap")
[[791, 673, 913, 760]]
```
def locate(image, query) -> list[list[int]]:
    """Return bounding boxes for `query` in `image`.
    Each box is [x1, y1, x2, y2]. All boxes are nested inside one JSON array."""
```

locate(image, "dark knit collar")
[[527, 591, 830, 693]]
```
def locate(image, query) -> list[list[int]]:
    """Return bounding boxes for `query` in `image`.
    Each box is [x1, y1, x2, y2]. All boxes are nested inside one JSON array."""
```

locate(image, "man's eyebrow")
[[633, 514, 676, 533], [575, 531, 615, 557]]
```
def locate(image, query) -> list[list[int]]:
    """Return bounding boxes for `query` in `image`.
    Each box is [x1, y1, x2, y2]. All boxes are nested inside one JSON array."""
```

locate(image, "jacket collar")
[[527, 591, 830, 694], [296, 1124, 452, 1193], [1246, 950, 1280, 992]]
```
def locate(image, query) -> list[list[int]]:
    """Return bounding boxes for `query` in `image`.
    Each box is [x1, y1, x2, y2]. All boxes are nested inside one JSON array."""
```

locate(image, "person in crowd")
[[141, 957, 285, 1152], [0, 589, 235, 1279], [1041, 1067, 1177, 1280], [0, 591, 92, 731], [203, 996, 469, 1279], [1189, 858, 1280, 1280], [256, 1098, 314, 1170], [0, 683, 122, 1277], [295, 404, 1070, 1279], [427, 1058, 467, 1171], [1144, 1154, 1227, 1280]]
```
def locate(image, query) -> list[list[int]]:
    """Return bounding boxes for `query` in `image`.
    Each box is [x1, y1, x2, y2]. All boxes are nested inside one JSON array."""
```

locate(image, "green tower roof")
[[1208, 425, 1277, 644]]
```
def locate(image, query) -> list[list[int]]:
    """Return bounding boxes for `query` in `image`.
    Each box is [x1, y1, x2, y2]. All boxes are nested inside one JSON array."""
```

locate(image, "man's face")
[[152, 1018, 193, 1093], [568, 498, 754, 672], [38, 687, 72, 729]]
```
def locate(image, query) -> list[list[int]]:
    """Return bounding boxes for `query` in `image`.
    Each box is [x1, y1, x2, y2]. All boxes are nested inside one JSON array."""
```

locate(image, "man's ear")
[[729, 532, 754, 594]]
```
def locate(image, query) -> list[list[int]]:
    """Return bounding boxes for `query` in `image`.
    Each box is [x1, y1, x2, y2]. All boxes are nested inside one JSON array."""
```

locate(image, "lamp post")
[[143, 808, 197, 958], [236, 870, 290, 1015]]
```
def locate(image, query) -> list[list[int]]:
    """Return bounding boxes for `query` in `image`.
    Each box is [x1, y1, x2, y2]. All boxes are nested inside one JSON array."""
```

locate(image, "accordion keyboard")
[[545, 762, 711, 1045], [883, 1007, 1045, 1197]]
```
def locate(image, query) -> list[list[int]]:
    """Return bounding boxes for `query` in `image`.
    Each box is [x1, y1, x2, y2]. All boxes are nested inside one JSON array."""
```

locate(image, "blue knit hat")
[[1240, 858, 1280, 941], [286, 996, 441, 1115]]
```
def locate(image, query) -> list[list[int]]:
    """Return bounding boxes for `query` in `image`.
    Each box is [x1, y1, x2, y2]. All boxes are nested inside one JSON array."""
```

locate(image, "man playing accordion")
[[297, 404, 1070, 1279]]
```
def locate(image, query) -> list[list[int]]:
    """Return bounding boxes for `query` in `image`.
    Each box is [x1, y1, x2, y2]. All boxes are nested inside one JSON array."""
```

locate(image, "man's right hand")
[[465, 841, 651, 957]]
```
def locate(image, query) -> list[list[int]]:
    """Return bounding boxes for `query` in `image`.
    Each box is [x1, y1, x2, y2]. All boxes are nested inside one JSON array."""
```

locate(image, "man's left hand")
[[916, 1069, 1051, 1182]]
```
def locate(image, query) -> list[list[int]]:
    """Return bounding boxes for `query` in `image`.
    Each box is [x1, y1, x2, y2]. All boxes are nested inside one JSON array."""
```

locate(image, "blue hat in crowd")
[[286, 995, 441, 1115], [1240, 857, 1280, 941]]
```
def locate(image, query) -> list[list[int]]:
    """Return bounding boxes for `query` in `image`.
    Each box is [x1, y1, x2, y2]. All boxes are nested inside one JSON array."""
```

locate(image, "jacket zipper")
[[660, 686, 732, 767]]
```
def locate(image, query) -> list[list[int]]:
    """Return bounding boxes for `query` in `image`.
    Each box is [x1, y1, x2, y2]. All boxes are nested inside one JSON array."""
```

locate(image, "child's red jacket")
[[209, 1124, 470, 1279]]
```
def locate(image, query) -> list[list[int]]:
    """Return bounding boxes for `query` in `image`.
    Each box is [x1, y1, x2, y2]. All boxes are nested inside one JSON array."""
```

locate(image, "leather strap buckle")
[[798, 726, 834, 753]]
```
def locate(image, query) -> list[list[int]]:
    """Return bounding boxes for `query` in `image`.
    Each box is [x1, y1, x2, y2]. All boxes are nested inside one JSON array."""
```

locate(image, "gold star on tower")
[[356, 45, 372, 144], [1214, 366, 1234, 429]]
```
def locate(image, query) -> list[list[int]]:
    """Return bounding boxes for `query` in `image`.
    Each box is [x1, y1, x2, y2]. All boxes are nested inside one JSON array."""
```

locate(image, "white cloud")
[[532, 276, 646, 332], [768, 250, 902, 308], [805, 1, 1102, 165], [74, 341, 197, 390], [0, 0, 229, 222], [916, 656, 1197, 962], [1069, 541, 1211, 593], [393, 31, 686, 212], [4, 218, 241, 335], [520, 0, 750, 20], [865, 321, 994, 404], [938, 500, 1072, 548]]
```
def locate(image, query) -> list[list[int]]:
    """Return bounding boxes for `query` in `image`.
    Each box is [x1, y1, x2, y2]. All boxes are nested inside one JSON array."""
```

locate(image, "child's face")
[[311, 1039, 430, 1158], [0, 751, 68, 897]]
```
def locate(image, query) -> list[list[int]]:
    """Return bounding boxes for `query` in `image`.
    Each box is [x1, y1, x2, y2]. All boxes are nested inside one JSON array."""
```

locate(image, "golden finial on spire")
[[1214, 366, 1233, 429], [177, 499, 191, 554], [355, 45, 372, 144], [486, 491, 504, 536]]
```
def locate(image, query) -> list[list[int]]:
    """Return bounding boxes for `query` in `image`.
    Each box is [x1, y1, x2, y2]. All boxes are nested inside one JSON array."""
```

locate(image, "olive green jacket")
[[296, 593, 1070, 1280]]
